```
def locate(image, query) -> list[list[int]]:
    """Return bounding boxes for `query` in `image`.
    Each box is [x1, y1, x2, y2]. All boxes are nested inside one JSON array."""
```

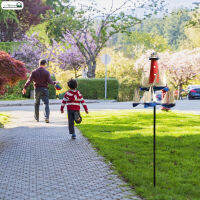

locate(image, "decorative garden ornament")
[[132, 52, 176, 187]]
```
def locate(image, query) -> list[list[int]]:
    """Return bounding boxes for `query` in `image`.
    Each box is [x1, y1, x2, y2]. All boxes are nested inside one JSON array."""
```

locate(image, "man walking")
[[22, 60, 57, 123]]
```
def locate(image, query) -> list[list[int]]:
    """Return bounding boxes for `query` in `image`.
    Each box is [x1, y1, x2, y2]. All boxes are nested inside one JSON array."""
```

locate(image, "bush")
[[48, 76, 56, 99], [0, 51, 27, 95], [118, 80, 139, 102], [77, 78, 119, 99], [95, 48, 142, 101], [2, 76, 56, 99], [3, 79, 31, 99], [58, 78, 119, 100]]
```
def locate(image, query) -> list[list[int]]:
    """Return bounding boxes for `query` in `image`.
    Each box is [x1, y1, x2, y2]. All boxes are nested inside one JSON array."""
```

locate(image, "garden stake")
[[132, 52, 176, 188], [153, 105, 156, 187]]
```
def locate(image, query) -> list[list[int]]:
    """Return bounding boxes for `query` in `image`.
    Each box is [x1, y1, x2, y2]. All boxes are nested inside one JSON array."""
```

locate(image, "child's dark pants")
[[67, 110, 77, 134]]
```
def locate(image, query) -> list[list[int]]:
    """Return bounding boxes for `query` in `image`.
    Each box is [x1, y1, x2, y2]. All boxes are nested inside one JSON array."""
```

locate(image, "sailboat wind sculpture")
[[132, 52, 176, 187], [132, 52, 175, 108]]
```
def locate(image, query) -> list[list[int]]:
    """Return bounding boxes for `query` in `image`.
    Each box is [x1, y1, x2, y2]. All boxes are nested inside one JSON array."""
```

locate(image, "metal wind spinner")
[[132, 52, 175, 187]]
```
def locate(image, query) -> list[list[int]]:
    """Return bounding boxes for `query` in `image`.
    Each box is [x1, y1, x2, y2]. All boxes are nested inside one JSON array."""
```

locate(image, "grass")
[[78, 110, 200, 200], [0, 96, 27, 101], [0, 113, 9, 128]]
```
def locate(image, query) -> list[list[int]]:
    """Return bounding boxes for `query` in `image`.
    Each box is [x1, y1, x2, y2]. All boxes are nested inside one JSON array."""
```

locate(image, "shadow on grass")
[[78, 123, 200, 200], [81, 124, 143, 134]]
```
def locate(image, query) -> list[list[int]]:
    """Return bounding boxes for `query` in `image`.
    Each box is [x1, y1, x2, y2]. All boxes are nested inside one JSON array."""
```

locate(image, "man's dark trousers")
[[34, 87, 50, 120]]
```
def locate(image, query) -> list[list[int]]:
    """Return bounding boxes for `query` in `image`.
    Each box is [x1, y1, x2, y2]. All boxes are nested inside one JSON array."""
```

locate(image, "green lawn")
[[0, 113, 9, 128], [78, 110, 200, 200]]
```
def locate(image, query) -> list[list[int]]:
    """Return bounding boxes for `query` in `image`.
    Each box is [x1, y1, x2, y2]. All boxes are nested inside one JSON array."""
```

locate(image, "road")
[[0, 100, 200, 114]]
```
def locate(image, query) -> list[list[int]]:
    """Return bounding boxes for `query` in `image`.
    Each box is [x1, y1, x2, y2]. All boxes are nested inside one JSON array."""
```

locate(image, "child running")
[[60, 79, 88, 139]]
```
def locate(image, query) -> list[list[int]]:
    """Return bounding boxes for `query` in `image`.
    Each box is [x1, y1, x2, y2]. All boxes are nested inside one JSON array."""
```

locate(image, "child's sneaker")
[[72, 134, 76, 139]]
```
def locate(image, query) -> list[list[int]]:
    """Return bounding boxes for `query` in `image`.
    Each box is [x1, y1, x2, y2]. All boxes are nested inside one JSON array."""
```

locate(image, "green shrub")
[[59, 78, 119, 100], [2, 76, 56, 99], [1, 79, 31, 99], [48, 76, 56, 99], [118, 79, 139, 102], [77, 78, 119, 99]]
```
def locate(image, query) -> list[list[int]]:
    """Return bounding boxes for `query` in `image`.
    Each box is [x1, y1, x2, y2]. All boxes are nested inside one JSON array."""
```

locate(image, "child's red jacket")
[[60, 89, 88, 112]]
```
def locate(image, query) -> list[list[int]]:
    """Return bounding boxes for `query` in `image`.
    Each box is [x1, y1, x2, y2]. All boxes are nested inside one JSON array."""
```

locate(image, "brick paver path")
[[0, 109, 141, 200]]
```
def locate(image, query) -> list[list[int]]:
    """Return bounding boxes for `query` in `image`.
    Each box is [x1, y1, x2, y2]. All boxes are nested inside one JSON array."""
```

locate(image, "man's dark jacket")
[[24, 67, 55, 89]]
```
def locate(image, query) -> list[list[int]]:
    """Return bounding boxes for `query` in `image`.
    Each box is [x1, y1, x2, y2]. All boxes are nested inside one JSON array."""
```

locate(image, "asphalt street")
[[0, 100, 200, 114]]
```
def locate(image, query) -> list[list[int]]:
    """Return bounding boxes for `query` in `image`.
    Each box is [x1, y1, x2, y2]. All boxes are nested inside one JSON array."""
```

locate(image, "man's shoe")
[[34, 118, 39, 122], [72, 134, 76, 139], [45, 119, 49, 123]]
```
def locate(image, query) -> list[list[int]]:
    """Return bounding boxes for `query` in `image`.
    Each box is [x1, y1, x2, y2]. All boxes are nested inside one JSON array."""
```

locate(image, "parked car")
[[188, 88, 200, 100], [187, 85, 200, 91]]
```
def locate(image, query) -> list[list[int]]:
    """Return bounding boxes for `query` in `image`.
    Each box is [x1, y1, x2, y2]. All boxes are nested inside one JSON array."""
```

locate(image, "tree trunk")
[[178, 84, 183, 100], [87, 60, 96, 78], [82, 67, 88, 78]]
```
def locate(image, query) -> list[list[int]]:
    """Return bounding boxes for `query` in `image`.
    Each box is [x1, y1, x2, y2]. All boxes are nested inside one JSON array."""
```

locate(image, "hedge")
[[59, 78, 119, 100], [2, 76, 56, 99], [48, 76, 57, 99]]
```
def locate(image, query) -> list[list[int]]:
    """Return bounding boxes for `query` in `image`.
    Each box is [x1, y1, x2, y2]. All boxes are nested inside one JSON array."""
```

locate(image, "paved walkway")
[[0, 110, 140, 200]]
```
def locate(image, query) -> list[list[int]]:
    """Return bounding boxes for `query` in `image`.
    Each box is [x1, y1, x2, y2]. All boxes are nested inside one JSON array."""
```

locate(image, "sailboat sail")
[[162, 91, 175, 104], [158, 70, 167, 86], [141, 87, 155, 103]]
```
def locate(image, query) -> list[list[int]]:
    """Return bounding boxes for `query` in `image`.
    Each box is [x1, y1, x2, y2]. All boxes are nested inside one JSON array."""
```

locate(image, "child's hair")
[[68, 79, 77, 89]]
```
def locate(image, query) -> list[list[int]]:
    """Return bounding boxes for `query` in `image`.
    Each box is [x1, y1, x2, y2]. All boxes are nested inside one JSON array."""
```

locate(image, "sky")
[[73, 0, 197, 9], [72, 0, 197, 17], [166, 0, 197, 10]]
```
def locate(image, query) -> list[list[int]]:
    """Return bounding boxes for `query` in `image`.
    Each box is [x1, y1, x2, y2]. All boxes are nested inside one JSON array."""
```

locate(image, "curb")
[[0, 99, 117, 107]]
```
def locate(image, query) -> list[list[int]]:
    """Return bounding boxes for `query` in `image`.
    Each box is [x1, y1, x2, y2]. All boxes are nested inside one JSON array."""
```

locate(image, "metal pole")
[[105, 56, 107, 99], [153, 105, 156, 187]]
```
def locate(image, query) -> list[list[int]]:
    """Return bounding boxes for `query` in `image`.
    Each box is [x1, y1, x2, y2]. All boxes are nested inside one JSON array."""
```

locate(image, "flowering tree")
[[12, 32, 88, 77], [12, 34, 45, 71], [0, 51, 27, 95], [44, 34, 87, 78], [46, 0, 165, 78], [135, 49, 200, 99], [56, 47, 85, 78]]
